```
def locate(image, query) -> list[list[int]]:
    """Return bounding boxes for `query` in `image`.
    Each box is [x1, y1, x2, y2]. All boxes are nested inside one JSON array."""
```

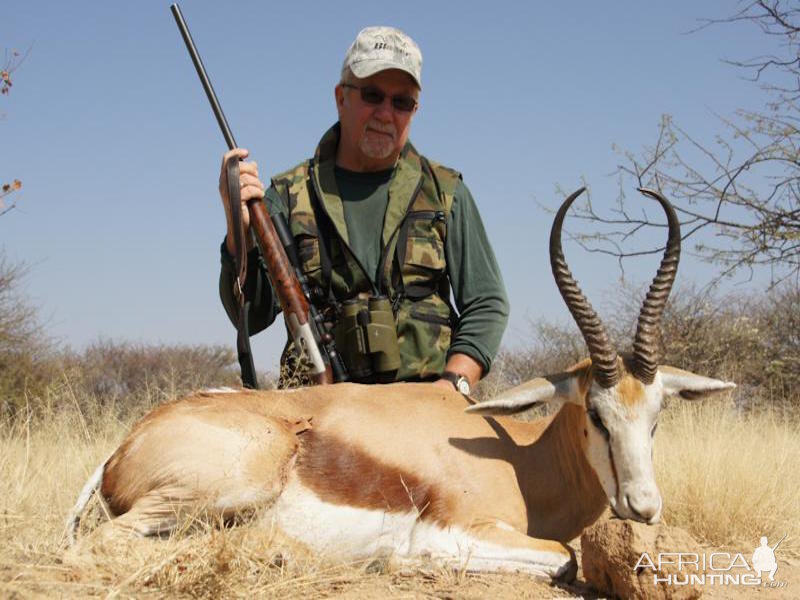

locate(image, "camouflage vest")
[[271, 123, 462, 383]]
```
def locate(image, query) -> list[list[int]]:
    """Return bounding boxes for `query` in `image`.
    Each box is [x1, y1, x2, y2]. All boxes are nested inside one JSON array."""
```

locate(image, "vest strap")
[[307, 165, 337, 311]]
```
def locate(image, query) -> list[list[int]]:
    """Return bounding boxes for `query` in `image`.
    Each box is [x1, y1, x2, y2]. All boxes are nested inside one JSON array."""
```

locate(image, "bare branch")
[[566, 3, 800, 286]]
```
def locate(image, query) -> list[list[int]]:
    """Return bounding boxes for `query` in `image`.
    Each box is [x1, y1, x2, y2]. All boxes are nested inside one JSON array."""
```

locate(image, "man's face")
[[335, 69, 419, 171]]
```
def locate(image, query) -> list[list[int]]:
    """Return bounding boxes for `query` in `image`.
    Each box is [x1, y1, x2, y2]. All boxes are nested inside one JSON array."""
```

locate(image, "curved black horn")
[[631, 188, 681, 384], [550, 187, 620, 388]]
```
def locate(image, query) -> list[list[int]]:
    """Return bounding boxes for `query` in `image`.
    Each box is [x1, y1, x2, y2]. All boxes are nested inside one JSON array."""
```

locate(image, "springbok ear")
[[465, 375, 577, 416], [659, 366, 736, 400]]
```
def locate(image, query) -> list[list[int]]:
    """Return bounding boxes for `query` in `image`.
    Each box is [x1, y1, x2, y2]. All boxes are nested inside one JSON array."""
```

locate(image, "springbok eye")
[[587, 409, 610, 439]]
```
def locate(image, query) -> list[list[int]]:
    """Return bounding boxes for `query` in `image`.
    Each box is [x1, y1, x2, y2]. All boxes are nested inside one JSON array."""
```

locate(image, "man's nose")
[[373, 98, 393, 121]]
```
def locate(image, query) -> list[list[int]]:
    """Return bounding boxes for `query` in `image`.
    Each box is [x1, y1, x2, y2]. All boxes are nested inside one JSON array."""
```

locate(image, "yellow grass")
[[0, 393, 797, 597], [654, 398, 800, 557]]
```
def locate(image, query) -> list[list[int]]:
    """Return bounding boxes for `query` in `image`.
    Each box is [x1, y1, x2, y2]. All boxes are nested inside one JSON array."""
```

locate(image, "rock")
[[581, 517, 703, 599]]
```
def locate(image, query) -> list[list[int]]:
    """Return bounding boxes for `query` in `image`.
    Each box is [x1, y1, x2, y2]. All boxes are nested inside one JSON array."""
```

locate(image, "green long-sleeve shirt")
[[220, 168, 509, 374]]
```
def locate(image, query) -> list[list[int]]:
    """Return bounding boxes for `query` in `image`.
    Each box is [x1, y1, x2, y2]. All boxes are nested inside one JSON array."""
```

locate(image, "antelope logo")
[[66, 188, 735, 581]]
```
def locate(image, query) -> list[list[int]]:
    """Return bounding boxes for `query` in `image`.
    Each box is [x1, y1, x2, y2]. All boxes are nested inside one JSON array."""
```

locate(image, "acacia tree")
[[573, 1, 800, 286], [0, 46, 43, 414]]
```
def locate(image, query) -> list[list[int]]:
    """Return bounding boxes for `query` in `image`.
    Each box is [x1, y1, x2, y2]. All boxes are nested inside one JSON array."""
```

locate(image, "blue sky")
[[2, 1, 776, 370]]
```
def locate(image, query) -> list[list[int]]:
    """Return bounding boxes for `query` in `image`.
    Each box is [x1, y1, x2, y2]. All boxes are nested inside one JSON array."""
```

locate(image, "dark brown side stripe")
[[296, 430, 452, 521]]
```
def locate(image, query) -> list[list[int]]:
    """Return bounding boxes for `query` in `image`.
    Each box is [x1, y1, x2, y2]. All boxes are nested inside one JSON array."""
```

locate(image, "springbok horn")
[[550, 188, 620, 388], [631, 188, 681, 384]]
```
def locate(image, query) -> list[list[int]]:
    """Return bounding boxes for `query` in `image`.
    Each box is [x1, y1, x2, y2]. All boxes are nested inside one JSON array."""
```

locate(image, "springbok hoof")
[[553, 546, 578, 583]]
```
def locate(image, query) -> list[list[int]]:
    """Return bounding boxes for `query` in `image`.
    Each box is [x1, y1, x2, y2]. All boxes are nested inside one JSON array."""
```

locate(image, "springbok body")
[[68, 188, 734, 580]]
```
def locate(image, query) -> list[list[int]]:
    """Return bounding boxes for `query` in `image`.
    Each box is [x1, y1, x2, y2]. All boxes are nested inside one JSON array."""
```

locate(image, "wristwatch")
[[441, 371, 471, 395]]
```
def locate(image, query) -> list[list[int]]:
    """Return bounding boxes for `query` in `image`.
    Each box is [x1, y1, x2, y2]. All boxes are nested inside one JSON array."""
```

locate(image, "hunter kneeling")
[[218, 26, 509, 393]]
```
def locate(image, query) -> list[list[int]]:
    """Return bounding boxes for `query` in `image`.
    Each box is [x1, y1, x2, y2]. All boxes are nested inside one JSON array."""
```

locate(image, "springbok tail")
[[64, 459, 108, 546]]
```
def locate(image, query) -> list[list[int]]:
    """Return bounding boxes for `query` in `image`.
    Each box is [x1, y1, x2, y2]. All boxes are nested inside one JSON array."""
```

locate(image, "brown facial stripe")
[[607, 441, 620, 498], [296, 430, 451, 520]]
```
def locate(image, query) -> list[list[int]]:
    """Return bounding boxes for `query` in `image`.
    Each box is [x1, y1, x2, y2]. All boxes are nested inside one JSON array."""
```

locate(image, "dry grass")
[[1, 385, 797, 597], [655, 397, 800, 557]]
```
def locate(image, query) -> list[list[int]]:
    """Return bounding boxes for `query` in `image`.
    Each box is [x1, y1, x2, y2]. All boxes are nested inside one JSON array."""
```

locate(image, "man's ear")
[[335, 84, 345, 113], [465, 374, 579, 416], [659, 365, 736, 400]]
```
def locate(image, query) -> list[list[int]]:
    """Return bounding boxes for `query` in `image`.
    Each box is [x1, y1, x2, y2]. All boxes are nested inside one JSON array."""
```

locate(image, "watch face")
[[457, 378, 470, 395]]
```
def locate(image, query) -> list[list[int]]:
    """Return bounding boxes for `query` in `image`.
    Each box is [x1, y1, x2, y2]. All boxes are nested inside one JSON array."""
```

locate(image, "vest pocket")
[[291, 211, 322, 277], [396, 296, 452, 379], [296, 235, 321, 276], [401, 211, 446, 292]]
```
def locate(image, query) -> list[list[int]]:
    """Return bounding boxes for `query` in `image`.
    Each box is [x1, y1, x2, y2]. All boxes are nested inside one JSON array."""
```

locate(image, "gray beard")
[[359, 135, 394, 159], [359, 126, 396, 159]]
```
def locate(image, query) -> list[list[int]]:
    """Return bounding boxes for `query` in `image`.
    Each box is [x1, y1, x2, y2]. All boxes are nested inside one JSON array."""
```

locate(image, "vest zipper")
[[377, 175, 425, 297], [404, 210, 446, 222], [308, 165, 380, 296], [410, 308, 452, 326]]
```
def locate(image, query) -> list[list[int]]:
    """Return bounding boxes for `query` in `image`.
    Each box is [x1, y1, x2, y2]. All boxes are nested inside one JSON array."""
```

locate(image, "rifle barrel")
[[169, 4, 346, 384], [772, 533, 787, 551], [170, 3, 237, 150]]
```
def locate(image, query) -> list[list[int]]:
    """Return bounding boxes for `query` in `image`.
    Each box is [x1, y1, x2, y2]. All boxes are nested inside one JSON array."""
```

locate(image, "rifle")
[[771, 534, 787, 552], [170, 3, 347, 387]]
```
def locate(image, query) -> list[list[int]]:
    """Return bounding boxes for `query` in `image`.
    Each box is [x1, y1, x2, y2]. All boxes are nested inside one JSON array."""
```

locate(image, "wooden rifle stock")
[[247, 201, 335, 384]]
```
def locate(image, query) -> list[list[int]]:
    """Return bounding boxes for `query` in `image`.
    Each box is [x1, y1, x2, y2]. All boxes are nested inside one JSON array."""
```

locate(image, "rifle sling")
[[226, 155, 259, 389]]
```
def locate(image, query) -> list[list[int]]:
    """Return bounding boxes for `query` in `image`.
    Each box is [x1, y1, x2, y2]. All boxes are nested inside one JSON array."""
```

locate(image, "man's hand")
[[220, 148, 265, 255]]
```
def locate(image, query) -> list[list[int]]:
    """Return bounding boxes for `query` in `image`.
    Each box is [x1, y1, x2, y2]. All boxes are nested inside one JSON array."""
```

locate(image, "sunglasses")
[[341, 83, 418, 113]]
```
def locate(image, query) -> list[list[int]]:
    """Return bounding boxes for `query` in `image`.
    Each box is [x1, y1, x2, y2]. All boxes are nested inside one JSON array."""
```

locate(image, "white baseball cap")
[[342, 26, 423, 89]]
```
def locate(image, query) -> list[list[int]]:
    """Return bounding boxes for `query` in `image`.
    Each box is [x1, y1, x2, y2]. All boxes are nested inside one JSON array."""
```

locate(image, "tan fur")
[[97, 382, 607, 550], [616, 374, 645, 408], [571, 358, 647, 409], [567, 358, 593, 402]]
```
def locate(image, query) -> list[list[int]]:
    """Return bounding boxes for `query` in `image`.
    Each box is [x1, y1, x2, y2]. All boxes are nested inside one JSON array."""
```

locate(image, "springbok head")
[[468, 188, 735, 524]]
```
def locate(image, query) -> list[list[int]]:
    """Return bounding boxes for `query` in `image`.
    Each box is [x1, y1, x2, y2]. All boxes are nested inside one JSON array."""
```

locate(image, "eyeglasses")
[[340, 84, 418, 113]]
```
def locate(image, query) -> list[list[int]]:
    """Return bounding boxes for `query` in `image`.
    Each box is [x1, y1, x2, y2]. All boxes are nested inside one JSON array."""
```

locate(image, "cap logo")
[[343, 26, 422, 88]]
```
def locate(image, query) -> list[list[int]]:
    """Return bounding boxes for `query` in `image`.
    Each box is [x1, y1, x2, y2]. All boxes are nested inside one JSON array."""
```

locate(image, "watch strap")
[[441, 370, 469, 394]]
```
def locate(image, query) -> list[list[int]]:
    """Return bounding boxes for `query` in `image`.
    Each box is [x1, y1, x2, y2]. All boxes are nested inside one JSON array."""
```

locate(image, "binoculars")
[[333, 295, 401, 381]]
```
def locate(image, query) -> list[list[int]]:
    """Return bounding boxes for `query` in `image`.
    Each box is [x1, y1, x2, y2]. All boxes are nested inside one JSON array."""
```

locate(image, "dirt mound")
[[581, 517, 703, 599]]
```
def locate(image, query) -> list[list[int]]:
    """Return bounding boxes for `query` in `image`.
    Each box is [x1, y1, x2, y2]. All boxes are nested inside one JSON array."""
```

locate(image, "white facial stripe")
[[584, 435, 617, 503], [271, 477, 571, 577], [584, 378, 663, 521]]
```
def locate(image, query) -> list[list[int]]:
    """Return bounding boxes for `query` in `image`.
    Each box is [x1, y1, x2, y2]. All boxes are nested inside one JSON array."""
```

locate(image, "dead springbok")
[[67, 188, 734, 580]]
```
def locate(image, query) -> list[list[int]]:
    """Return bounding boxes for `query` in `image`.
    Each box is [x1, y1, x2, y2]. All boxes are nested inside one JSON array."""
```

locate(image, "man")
[[219, 26, 508, 393], [752, 536, 779, 582]]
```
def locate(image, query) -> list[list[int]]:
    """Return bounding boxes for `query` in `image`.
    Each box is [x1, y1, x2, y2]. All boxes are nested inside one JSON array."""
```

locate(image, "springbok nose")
[[626, 493, 661, 523]]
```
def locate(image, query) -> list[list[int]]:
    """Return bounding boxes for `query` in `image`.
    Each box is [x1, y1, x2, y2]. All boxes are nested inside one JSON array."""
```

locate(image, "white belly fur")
[[270, 475, 569, 577]]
